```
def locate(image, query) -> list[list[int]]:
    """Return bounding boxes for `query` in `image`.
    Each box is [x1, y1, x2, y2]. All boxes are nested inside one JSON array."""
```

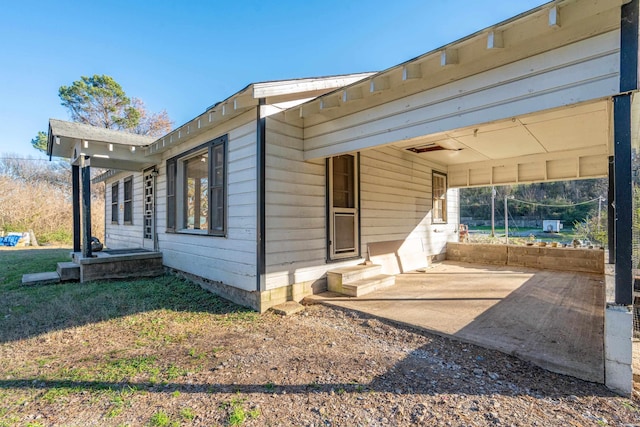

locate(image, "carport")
[[291, 0, 637, 395], [307, 261, 605, 383]]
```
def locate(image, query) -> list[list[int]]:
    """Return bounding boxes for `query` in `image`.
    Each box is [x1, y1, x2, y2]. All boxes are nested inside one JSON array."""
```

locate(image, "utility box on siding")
[[542, 219, 562, 233]]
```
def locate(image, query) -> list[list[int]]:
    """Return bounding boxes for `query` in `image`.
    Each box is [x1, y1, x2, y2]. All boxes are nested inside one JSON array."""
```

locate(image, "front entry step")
[[57, 262, 80, 281], [22, 271, 60, 286], [327, 264, 395, 297], [342, 273, 396, 297]]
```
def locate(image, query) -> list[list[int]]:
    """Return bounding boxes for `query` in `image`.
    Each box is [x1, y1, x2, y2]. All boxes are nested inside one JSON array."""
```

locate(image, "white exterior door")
[[328, 154, 359, 260]]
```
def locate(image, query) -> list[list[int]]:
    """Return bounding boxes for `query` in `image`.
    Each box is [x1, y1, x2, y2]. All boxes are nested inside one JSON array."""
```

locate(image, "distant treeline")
[[459, 179, 608, 225], [0, 155, 104, 244]]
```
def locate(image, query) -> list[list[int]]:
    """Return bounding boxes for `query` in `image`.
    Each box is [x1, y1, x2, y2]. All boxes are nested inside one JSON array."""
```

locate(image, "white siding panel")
[[265, 117, 458, 289], [303, 31, 620, 159], [104, 172, 144, 249], [155, 114, 257, 291], [360, 147, 457, 257], [265, 117, 328, 289]]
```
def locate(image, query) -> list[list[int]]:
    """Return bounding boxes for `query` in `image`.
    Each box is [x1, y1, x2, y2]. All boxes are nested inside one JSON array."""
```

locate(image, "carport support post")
[[72, 164, 81, 253], [613, 95, 632, 307], [608, 156, 614, 264], [81, 156, 92, 258], [610, 95, 634, 391], [504, 196, 509, 244], [604, 0, 638, 397]]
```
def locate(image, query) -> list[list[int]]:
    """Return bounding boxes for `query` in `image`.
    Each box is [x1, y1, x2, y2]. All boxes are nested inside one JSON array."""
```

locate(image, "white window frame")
[[432, 171, 447, 224]]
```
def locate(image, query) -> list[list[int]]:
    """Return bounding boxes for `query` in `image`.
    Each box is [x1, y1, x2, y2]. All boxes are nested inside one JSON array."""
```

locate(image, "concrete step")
[[327, 264, 382, 294], [22, 271, 60, 286], [342, 274, 396, 297], [270, 301, 305, 316], [57, 262, 80, 281]]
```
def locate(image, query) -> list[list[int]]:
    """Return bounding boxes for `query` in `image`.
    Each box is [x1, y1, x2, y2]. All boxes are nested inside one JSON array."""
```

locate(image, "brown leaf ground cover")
[[0, 248, 639, 426]]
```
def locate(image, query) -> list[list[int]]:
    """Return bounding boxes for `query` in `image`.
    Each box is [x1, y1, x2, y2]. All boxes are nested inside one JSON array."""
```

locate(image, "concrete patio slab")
[[306, 261, 605, 383]]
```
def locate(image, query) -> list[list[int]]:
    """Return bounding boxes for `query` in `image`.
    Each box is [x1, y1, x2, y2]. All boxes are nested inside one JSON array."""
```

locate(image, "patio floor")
[[307, 261, 605, 383]]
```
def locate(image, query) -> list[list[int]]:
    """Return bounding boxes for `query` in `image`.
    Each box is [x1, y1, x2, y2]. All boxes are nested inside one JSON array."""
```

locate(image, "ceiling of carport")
[[393, 100, 610, 166]]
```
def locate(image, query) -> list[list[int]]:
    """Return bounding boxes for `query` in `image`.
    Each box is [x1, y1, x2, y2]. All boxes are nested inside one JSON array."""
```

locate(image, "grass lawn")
[[0, 247, 260, 426], [1, 248, 637, 426]]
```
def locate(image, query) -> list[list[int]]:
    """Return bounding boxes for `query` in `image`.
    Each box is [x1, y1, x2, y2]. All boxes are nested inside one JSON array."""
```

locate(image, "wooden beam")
[[369, 76, 390, 93], [299, 102, 320, 118], [320, 95, 340, 110], [487, 31, 504, 49], [234, 95, 258, 110], [342, 86, 364, 102], [549, 6, 560, 28], [440, 48, 459, 66], [402, 62, 422, 80], [208, 108, 223, 123]]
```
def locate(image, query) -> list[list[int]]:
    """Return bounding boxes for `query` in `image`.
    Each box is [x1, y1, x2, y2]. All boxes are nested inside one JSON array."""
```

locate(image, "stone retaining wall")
[[446, 243, 604, 274]]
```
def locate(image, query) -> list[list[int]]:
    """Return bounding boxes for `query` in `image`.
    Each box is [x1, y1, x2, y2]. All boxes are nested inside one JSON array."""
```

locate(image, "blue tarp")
[[0, 235, 21, 246]]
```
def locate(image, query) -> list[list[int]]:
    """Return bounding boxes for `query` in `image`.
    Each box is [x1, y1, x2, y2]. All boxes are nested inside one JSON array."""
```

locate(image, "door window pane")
[[335, 213, 356, 253], [333, 155, 354, 208]]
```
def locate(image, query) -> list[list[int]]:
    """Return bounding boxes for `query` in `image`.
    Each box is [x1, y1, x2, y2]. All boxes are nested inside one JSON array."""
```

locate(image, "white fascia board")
[[253, 73, 376, 98]]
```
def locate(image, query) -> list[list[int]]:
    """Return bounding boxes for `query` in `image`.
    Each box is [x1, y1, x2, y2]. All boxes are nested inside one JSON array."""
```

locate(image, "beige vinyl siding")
[[302, 31, 620, 160], [264, 115, 458, 289], [264, 116, 329, 289], [104, 172, 144, 249], [156, 111, 258, 291], [360, 146, 458, 257]]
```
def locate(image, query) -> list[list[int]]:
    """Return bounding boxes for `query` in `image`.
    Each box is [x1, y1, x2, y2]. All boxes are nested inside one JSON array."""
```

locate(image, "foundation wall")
[[77, 253, 164, 282], [446, 243, 604, 274], [604, 304, 633, 396], [170, 268, 326, 313]]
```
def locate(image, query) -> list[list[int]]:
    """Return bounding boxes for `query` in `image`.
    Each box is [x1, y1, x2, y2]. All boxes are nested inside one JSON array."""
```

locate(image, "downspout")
[[256, 98, 266, 293]]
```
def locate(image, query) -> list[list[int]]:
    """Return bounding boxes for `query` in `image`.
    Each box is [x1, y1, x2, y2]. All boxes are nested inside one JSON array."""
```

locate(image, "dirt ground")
[[2, 303, 639, 426]]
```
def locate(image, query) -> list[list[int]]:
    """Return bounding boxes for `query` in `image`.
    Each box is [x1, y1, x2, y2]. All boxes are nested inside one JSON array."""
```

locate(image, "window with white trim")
[[432, 172, 447, 223]]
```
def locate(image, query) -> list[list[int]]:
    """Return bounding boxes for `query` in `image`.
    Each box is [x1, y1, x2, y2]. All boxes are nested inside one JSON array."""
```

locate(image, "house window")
[[123, 176, 133, 224], [432, 172, 447, 223], [166, 161, 176, 232], [166, 135, 227, 236], [111, 182, 119, 224]]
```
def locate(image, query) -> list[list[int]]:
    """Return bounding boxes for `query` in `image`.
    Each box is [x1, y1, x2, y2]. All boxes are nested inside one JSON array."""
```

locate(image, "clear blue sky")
[[0, 0, 546, 158]]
